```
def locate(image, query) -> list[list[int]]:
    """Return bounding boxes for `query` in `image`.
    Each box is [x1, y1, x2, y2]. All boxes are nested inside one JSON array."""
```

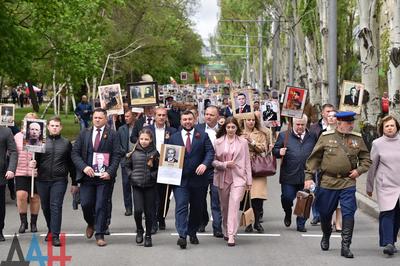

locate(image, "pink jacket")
[[212, 136, 252, 188], [14, 132, 33, 177]]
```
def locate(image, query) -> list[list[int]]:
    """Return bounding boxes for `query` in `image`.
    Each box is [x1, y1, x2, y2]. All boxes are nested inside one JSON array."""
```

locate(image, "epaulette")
[[350, 131, 362, 137], [322, 130, 335, 136]]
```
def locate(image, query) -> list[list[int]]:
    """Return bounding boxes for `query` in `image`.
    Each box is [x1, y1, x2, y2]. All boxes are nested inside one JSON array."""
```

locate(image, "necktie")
[[147, 117, 152, 125], [94, 128, 101, 151], [240, 107, 243, 113], [185, 132, 191, 153]]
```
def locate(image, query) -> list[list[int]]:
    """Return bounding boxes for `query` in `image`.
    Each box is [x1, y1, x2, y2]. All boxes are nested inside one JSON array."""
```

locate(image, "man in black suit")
[[148, 107, 177, 232], [344, 87, 359, 106], [168, 110, 214, 249], [117, 109, 138, 216], [0, 127, 17, 241], [167, 102, 181, 129], [220, 98, 233, 118], [235, 93, 251, 113], [196, 106, 223, 238], [72, 108, 122, 247], [130, 106, 155, 143]]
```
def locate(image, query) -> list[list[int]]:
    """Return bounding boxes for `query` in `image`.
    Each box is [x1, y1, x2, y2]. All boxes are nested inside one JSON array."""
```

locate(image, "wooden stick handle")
[[31, 153, 35, 198], [163, 184, 169, 218]]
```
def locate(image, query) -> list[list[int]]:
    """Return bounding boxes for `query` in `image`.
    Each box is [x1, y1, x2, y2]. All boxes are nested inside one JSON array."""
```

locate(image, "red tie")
[[240, 107, 243, 113], [94, 128, 101, 151], [185, 132, 191, 153]]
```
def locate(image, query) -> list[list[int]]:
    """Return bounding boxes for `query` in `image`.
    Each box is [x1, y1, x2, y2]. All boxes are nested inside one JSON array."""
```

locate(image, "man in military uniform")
[[304, 111, 371, 258]]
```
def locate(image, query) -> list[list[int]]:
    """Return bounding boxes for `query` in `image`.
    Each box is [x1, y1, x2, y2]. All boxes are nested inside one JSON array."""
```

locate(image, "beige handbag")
[[240, 191, 255, 227]]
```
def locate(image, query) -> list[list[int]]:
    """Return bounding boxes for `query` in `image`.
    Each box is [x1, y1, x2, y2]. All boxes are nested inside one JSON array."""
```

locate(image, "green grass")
[[15, 106, 80, 141]]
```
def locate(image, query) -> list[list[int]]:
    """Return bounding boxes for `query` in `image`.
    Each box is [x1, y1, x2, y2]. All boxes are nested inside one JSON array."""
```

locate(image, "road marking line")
[[302, 234, 341, 238], [170, 233, 281, 237]]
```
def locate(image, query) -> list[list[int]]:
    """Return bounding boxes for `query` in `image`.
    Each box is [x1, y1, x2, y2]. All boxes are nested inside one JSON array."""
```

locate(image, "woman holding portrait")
[[213, 117, 252, 246], [367, 115, 400, 256]]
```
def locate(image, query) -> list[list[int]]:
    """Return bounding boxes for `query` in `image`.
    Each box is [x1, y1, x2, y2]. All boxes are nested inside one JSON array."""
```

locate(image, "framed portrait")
[[157, 144, 185, 185], [92, 152, 110, 176], [230, 89, 254, 119], [23, 119, 47, 153], [0, 104, 15, 126], [261, 99, 281, 128], [339, 80, 365, 114], [281, 86, 308, 119], [128, 81, 159, 107], [98, 83, 124, 115]]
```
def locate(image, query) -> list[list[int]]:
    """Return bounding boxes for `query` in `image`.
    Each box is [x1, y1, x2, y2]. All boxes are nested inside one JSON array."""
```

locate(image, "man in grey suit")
[[0, 126, 18, 241]]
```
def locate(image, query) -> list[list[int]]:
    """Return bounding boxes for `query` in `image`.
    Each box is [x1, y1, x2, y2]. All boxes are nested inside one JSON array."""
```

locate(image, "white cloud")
[[190, 0, 219, 46]]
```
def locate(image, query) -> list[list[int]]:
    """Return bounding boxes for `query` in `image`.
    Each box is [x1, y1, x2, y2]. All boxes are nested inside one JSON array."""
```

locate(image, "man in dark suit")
[[235, 93, 251, 113], [167, 102, 181, 129], [130, 106, 155, 143], [117, 109, 138, 216], [344, 87, 359, 106], [0, 127, 18, 241], [168, 110, 215, 249], [196, 106, 223, 238], [72, 108, 122, 247], [220, 98, 233, 118], [148, 107, 177, 232]]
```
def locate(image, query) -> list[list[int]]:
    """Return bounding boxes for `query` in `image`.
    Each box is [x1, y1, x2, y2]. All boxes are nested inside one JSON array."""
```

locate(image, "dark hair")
[[294, 91, 301, 96], [93, 108, 107, 116], [48, 116, 62, 124], [181, 110, 195, 117], [216, 117, 241, 138], [321, 103, 335, 110], [138, 128, 154, 141], [238, 93, 246, 98], [378, 115, 400, 136]]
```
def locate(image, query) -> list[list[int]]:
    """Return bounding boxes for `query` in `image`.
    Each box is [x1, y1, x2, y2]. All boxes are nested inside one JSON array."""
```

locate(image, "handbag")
[[293, 190, 314, 219], [240, 191, 255, 227], [251, 153, 277, 177]]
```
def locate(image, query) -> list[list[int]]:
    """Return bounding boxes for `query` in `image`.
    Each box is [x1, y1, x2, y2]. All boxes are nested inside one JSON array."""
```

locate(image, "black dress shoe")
[[52, 237, 61, 247], [189, 235, 199, 244], [124, 208, 132, 216], [144, 236, 152, 247], [310, 217, 320, 226], [213, 231, 224, 238], [297, 227, 307, 232], [254, 223, 264, 233], [151, 224, 158, 235], [245, 224, 253, 232], [383, 244, 395, 256], [104, 227, 110, 235], [0, 231, 5, 241], [284, 212, 291, 227], [177, 237, 187, 249], [197, 224, 206, 233], [136, 230, 144, 244]]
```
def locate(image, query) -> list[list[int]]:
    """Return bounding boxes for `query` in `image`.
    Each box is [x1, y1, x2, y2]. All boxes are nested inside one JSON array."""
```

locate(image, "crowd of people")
[[0, 93, 399, 259]]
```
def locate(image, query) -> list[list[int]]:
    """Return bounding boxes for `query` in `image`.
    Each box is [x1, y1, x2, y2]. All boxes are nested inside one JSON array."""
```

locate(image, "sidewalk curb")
[[356, 191, 379, 220]]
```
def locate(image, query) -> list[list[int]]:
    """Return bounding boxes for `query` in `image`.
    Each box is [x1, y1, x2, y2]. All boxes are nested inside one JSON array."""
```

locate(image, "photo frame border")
[[98, 83, 124, 115], [339, 80, 365, 114], [230, 88, 254, 120], [127, 81, 159, 107], [281, 86, 308, 119], [0, 104, 15, 126]]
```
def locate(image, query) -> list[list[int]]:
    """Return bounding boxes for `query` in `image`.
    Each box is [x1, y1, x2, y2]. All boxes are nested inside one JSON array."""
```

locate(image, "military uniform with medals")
[[305, 111, 371, 258]]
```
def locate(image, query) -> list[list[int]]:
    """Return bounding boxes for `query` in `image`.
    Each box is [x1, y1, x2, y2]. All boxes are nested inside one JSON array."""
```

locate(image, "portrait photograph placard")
[[281, 86, 308, 119], [128, 81, 159, 107], [98, 83, 124, 115], [0, 104, 15, 126], [261, 99, 281, 127], [339, 80, 365, 114], [92, 152, 110, 176], [157, 144, 185, 185], [23, 118, 47, 153], [230, 89, 254, 119]]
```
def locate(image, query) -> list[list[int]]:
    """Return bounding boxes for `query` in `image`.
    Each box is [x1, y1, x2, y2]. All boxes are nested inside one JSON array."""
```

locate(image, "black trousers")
[[0, 185, 5, 231], [132, 185, 156, 236], [156, 183, 172, 222]]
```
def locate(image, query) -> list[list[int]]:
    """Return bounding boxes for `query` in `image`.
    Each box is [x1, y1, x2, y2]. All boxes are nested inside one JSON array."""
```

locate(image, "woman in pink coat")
[[367, 115, 400, 256], [213, 117, 252, 246]]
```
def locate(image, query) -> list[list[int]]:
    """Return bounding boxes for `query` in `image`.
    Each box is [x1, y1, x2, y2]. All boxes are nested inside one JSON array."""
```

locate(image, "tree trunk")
[[318, 0, 329, 104], [52, 67, 57, 115], [357, 0, 380, 125], [292, 0, 307, 88], [389, 0, 400, 120], [305, 36, 319, 105]]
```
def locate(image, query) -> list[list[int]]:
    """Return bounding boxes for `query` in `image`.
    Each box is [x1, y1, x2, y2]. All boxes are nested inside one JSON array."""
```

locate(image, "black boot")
[[30, 214, 38, 233], [144, 236, 152, 247], [341, 218, 354, 258], [136, 229, 144, 244], [320, 220, 332, 251], [253, 200, 264, 233], [0, 231, 5, 241], [134, 212, 144, 244], [18, 213, 28, 234]]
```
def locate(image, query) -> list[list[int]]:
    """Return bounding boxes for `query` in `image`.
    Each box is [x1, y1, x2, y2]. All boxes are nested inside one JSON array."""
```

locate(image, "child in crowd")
[[126, 128, 159, 247]]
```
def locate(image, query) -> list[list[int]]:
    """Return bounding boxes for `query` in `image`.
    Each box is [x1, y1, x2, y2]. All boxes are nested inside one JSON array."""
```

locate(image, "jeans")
[[281, 183, 307, 229], [79, 119, 90, 131], [379, 201, 400, 246], [36, 180, 67, 237], [80, 179, 111, 239]]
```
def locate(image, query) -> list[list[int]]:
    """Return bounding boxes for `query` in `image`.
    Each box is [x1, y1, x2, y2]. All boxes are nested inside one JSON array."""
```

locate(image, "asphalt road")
[[0, 167, 398, 266]]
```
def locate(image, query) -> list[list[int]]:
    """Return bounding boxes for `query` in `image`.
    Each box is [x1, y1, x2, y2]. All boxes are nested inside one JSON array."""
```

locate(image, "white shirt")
[[181, 128, 194, 148], [92, 125, 105, 146], [321, 119, 328, 130], [155, 125, 166, 152], [205, 123, 218, 148]]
